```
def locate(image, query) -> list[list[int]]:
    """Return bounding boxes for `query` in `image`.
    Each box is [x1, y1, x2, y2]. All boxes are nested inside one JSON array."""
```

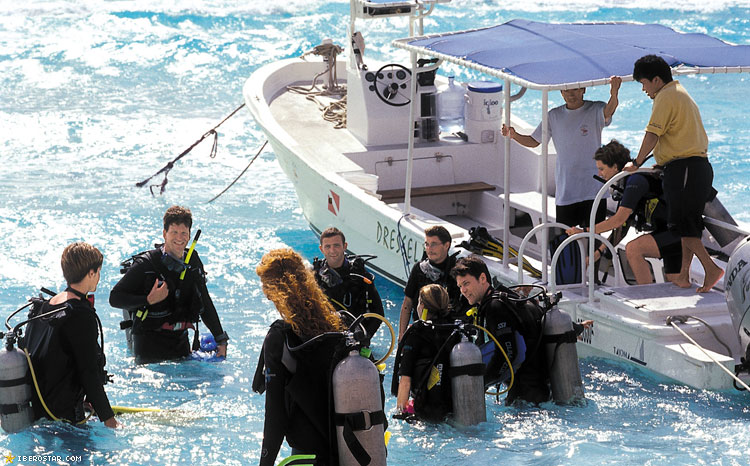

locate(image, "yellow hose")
[[471, 324, 515, 396], [23, 348, 91, 424], [360, 312, 395, 366]]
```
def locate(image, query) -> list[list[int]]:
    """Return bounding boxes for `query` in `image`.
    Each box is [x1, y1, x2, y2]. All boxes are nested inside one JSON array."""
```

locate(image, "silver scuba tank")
[[725, 236, 750, 369], [332, 348, 387, 466], [0, 341, 35, 433], [449, 336, 486, 426], [543, 306, 585, 404]]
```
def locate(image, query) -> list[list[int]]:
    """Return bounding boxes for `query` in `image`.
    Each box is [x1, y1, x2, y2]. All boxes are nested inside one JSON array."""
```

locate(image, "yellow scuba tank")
[[449, 335, 486, 426], [332, 347, 387, 466], [0, 335, 35, 433]]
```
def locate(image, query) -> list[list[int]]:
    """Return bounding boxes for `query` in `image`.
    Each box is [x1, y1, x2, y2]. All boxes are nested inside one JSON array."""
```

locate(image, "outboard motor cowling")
[[725, 236, 750, 375], [449, 336, 486, 426], [544, 307, 585, 404]]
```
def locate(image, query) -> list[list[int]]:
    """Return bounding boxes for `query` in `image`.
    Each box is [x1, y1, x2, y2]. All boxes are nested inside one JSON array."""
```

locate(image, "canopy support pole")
[[404, 51, 418, 215], [541, 90, 549, 284], [502, 79, 512, 268]]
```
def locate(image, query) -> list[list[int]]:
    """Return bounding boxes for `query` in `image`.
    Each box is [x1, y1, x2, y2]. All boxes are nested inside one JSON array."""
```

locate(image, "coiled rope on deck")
[[136, 103, 246, 195], [287, 42, 348, 129]]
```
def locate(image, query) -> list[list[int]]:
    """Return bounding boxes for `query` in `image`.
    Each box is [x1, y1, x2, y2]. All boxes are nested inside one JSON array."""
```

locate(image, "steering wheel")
[[371, 64, 411, 107]]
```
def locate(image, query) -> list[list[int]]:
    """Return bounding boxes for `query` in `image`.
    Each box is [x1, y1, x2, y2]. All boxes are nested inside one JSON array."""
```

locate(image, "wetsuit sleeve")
[[191, 253, 225, 339], [484, 300, 520, 384], [397, 332, 419, 378], [62, 306, 114, 421], [259, 328, 289, 466], [363, 283, 384, 338], [620, 174, 649, 211], [109, 256, 154, 310]]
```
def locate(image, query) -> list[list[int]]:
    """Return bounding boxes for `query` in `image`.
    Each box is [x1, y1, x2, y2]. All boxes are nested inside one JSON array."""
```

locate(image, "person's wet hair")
[[450, 255, 490, 282], [418, 284, 450, 320], [424, 225, 451, 244], [256, 248, 344, 339], [61, 242, 103, 284], [594, 139, 631, 171], [163, 205, 193, 231], [320, 226, 345, 245]]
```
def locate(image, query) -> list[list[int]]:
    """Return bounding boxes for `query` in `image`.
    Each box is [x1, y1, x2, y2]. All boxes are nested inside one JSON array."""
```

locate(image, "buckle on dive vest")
[[159, 321, 195, 331]]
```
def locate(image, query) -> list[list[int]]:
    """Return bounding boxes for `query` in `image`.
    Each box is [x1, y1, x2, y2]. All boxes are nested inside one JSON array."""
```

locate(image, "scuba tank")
[[0, 333, 34, 433], [332, 347, 387, 466], [543, 305, 585, 404], [449, 335, 486, 426]]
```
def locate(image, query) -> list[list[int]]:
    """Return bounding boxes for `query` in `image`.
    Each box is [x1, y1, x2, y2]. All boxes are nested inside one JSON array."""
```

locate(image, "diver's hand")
[[216, 343, 227, 358], [566, 226, 583, 236], [103, 416, 121, 428], [147, 279, 169, 305]]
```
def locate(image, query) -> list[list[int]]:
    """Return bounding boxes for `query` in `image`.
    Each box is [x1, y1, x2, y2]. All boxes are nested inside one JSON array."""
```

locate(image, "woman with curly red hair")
[[253, 248, 345, 466]]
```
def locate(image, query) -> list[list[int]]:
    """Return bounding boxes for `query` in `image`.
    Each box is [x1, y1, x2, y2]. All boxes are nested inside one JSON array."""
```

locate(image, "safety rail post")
[[586, 168, 656, 301], [549, 232, 622, 297], [502, 78, 512, 267], [540, 90, 549, 283]]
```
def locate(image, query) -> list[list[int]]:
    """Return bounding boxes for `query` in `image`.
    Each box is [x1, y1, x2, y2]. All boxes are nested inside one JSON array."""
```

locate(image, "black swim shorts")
[[662, 156, 713, 238], [652, 229, 682, 274]]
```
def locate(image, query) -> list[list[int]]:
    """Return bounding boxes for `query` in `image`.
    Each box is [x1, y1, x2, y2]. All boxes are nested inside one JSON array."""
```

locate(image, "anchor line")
[[136, 103, 246, 196], [667, 319, 750, 391], [207, 140, 268, 203]]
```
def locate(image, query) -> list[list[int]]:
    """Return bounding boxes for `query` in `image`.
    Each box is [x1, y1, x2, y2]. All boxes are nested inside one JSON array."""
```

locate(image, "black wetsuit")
[[619, 173, 681, 273], [403, 254, 465, 322], [109, 246, 225, 363], [314, 257, 384, 340], [476, 288, 549, 405], [23, 291, 114, 423], [392, 319, 457, 422], [253, 321, 342, 466]]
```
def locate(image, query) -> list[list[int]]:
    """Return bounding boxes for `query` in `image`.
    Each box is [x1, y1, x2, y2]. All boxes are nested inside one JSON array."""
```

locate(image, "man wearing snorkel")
[[110, 206, 228, 363]]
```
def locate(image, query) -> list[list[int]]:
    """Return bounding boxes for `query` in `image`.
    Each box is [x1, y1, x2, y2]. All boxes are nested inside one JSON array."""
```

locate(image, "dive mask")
[[161, 252, 187, 273], [419, 259, 443, 282]]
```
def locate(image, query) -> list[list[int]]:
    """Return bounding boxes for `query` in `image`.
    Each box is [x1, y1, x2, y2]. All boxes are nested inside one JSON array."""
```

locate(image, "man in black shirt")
[[314, 227, 384, 339], [110, 206, 228, 363], [398, 225, 463, 340], [452, 256, 550, 405]]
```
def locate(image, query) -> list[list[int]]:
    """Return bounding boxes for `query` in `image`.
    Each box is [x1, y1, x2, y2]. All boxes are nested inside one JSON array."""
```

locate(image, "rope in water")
[[136, 103, 246, 195]]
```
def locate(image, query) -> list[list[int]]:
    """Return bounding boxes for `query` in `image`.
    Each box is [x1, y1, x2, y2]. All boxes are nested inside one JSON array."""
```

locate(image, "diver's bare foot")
[[697, 267, 724, 293], [672, 273, 692, 288]]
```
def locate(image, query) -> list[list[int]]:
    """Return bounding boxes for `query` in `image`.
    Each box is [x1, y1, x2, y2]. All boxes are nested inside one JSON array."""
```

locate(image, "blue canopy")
[[393, 19, 750, 89]]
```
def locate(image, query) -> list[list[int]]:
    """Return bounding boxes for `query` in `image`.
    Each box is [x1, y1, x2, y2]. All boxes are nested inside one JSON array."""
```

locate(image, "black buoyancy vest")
[[20, 292, 108, 422], [630, 172, 668, 232], [124, 249, 203, 329], [314, 256, 374, 315]]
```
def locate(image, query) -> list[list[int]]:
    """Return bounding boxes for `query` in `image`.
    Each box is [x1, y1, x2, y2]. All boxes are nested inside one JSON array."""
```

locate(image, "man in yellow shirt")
[[625, 54, 723, 293]]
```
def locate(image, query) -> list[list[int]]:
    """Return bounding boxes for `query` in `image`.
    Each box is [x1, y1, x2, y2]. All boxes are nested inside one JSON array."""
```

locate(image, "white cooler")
[[464, 81, 503, 143]]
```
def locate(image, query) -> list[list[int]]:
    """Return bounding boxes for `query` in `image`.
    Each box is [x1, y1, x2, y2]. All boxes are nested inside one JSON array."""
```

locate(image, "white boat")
[[243, 0, 750, 391]]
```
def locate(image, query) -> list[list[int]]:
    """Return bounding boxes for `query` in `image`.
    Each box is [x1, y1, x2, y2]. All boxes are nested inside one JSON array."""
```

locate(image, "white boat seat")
[[498, 190, 557, 225], [377, 181, 495, 202]]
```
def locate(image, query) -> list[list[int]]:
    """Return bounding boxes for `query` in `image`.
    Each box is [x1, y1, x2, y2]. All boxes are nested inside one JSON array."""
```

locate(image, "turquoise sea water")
[[2, 1, 750, 464]]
